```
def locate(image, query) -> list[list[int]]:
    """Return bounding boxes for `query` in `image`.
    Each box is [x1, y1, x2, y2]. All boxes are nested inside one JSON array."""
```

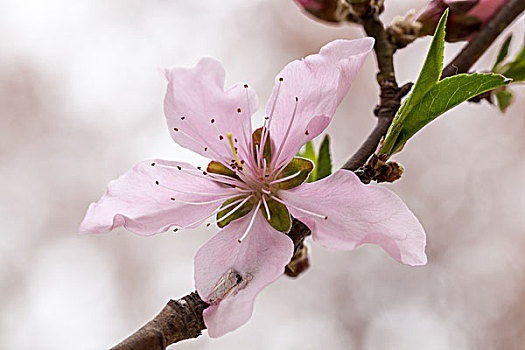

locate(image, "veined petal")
[[194, 213, 294, 337], [266, 38, 374, 167], [79, 159, 239, 235], [279, 170, 427, 266], [164, 57, 259, 164]]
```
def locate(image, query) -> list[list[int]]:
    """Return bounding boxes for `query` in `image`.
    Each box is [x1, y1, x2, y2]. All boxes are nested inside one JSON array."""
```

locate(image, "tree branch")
[[442, 0, 525, 78], [342, 13, 407, 171]]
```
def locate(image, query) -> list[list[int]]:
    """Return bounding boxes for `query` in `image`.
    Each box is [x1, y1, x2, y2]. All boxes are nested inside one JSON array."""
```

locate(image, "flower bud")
[[417, 0, 509, 42], [294, 0, 344, 23]]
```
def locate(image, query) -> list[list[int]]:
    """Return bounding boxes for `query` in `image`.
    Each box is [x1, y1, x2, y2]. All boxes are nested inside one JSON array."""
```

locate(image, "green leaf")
[[409, 8, 448, 103], [260, 197, 291, 232], [381, 10, 448, 155], [390, 73, 510, 152], [315, 135, 332, 181], [492, 34, 513, 71], [495, 89, 513, 113]]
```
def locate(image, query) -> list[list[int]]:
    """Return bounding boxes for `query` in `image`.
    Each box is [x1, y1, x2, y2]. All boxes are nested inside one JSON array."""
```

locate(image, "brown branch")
[[108, 2, 525, 349], [442, 0, 525, 78], [342, 13, 408, 171]]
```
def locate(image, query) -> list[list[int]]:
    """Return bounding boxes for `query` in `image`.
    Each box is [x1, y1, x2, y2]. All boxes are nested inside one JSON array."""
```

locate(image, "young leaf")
[[298, 141, 318, 181], [498, 32, 525, 81], [389, 73, 510, 152], [495, 89, 513, 112], [299, 141, 316, 162], [381, 9, 448, 155], [316, 134, 332, 181], [492, 34, 513, 71]]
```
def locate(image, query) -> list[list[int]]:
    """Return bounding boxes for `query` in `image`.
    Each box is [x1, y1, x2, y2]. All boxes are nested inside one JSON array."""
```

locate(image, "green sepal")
[[252, 127, 272, 165], [207, 161, 239, 180], [261, 197, 292, 232], [276, 157, 313, 190], [216, 196, 254, 228], [315, 135, 332, 181]]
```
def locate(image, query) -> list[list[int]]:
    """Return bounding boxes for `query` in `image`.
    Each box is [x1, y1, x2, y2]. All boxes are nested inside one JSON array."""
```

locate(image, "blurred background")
[[1, 0, 524, 349]]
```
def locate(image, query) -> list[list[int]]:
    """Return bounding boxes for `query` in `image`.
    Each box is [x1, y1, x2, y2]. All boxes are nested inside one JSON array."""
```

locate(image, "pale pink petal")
[[164, 57, 259, 164], [266, 38, 374, 166], [79, 159, 239, 235], [194, 213, 294, 337], [280, 170, 427, 266]]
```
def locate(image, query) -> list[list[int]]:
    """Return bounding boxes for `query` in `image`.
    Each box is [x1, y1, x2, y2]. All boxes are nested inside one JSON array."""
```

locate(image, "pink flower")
[[418, 0, 509, 42], [80, 38, 427, 337]]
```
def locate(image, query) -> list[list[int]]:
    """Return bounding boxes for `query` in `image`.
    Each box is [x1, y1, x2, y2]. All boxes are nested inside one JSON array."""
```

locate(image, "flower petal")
[[164, 57, 259, 163], [267, 38, 374, 167], [194, 213, 294, 337], [79, 159, 239, 235], [279, 170, 427, 266]]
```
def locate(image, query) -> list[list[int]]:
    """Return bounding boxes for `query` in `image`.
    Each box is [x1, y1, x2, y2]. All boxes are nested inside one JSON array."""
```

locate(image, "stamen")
[[171, 124, 224, 161], [156, 182, 240, 197], [261, 195, 271, 220], [272, 97, 299, 167], [258, 77, 284, 169], [168, 193, 242, 206], [227, 133, 243, 169], [154, 163, 245, 188], [238, 200, 261, 243], [269, 170, 302, 185], [181, 197, 247, 229], [271, 196, 327, 220], [214, 195, 254, 225]]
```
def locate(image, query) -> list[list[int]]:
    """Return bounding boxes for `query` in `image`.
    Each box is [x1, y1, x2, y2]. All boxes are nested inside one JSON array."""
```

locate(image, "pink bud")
[[417, 0, 509, 42], [294, 0, 341, 23]]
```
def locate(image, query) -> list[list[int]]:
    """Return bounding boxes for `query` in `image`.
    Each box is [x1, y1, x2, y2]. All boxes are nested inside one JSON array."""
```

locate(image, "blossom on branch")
[[418, 0, 509, 42], [80, 38, 427, 337]]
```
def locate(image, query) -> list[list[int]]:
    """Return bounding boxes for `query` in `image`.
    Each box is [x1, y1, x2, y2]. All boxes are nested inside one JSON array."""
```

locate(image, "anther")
[[279, 77, 283, 82], [237, 108, 241, 113], [173, 127, 179, 132], [305, 130, 309, 135], [203, 171, 208, 175], [151, 162, 155, 166], [243, 84, 248, 88], [173, 228, 178, 232], [204, 147, 208, 151], [211, 118, 215, 124], [170, 197, 175, 201], [295, 96, 298, 101], [206, 223, 211, 227], [234, 138, 238, 143], [197, 166, 202, 170], [180, 116, 185, 120], [176, 166, 182, 170], [155, 180, 159, 185], [219, 135, 224, 140]]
